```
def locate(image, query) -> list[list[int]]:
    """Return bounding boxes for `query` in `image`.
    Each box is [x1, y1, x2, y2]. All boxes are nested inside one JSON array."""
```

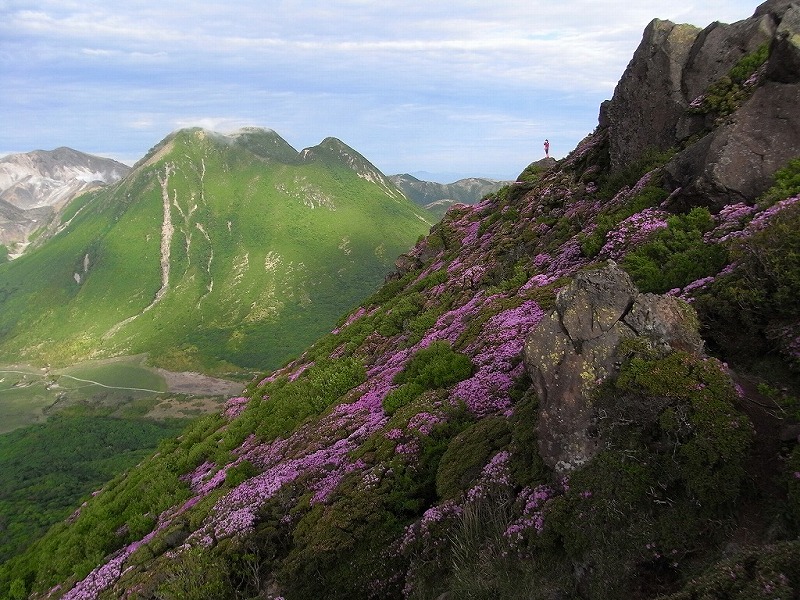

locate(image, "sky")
[[1, 1, 758, 182]]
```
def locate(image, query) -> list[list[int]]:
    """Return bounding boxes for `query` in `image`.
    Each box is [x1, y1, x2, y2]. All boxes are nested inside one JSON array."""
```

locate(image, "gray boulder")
[[523, 262, 704, 473]]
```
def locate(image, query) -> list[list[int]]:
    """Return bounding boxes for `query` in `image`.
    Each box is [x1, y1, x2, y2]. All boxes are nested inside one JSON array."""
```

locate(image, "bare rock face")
[[605, 19, 701, 171], [664, 80, 800, 209], [766, 4, 800, 83], [604, 2, 800, 208], [523, 262, 704, 473]]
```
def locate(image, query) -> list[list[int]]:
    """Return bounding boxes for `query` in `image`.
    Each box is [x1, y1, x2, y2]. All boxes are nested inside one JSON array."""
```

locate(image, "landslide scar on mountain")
[[154, 162, 175, 306], [104, 163, 175, 338]]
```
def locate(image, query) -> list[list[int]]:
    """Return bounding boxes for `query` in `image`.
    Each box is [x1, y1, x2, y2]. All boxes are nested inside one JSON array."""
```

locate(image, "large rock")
[[600, 0, 800, 188], [681, 14, 776, 104], [766, 4, 800, 83], [605, 19, 701, 171], [665, 81, 800, 209], [523, 262, 704, 473]]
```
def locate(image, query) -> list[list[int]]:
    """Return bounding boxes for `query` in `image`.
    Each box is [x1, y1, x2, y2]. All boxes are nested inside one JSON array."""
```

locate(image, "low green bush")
[[622, 207, 728, 293], [696, 200, 800, 367], [384, 342, 473, 415]]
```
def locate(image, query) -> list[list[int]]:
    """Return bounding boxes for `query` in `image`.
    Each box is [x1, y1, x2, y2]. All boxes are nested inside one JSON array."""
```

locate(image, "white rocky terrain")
[[0, 147, 130, 251]]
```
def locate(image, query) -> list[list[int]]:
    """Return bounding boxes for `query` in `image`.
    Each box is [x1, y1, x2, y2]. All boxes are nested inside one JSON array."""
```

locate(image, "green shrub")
[[436, 417, 511, 499], [691, 43, 769, 122], [382, 343, 473, 415], [696, 200, 800, 367], [278, 486, 406, 599], [536, 351, 753, 597], [612, 351, 752, 512], [581, 170, 670, 258], [376, 292, 425, 337], [622, 207, 728, 293], [382, 382, 425, 416], [597, 148, 674, 200], [761, 157, 800, 205], [224, 460, 258, 488], [154, 546, 230, 599], [394, 341, 474, 390], [661, 541, 800, 600]]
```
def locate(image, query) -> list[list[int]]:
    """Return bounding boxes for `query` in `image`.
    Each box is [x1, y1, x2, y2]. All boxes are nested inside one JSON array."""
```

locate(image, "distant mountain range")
[[388, 174, 510, 218], [0, 127, 433, 375], [0, 145, 503, 257]]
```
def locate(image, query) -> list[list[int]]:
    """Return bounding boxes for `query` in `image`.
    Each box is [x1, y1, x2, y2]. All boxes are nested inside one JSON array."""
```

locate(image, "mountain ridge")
[[388, 173, 510, 218], [0, 148, 130, 250], [0, 127, 432, 376]]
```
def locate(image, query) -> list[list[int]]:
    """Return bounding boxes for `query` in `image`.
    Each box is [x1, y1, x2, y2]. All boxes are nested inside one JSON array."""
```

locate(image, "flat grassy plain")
[[0, 355, 242, 433]]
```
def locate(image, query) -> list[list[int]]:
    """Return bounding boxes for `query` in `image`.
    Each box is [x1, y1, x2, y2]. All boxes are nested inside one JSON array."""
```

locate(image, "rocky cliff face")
[[603, 1, 800, 208]]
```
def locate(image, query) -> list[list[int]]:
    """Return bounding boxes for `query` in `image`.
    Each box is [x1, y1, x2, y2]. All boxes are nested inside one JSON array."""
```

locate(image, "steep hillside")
[[0, 128, 432, 376], [0, 148, 130, 251], [2, 3, 800, 600], [389, 174, 510, 218]]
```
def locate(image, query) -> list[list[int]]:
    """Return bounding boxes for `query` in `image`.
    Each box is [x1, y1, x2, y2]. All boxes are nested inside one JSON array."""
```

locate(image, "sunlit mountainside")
[[0, 128, 433, 377]]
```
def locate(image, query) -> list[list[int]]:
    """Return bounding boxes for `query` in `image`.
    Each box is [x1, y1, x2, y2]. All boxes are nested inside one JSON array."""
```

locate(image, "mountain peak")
[[0, 147, 130, 210], [300, 137, 406, 199], [229, 127, 300, 163]]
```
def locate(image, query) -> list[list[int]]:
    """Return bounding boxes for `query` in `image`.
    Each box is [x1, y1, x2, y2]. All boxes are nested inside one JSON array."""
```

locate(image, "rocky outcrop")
[[523, 262, 704, 473], [605, 19, 702, 171], [664, 80, 800, 209], [767, 4, 800, 82], [604, 1, 800, 208]]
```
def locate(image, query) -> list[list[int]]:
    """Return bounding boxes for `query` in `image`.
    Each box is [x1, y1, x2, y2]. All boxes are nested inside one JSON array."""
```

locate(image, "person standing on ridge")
[[544, 138, 550, 158]]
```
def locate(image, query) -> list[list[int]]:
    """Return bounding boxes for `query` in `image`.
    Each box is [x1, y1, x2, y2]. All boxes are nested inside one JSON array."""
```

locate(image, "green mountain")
[[0, 128, 432, 376]]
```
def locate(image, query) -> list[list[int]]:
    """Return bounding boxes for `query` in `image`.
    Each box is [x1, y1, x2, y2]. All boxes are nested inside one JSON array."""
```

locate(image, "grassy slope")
[[3, 131, 798, 599], [0, 129, 431, 376]]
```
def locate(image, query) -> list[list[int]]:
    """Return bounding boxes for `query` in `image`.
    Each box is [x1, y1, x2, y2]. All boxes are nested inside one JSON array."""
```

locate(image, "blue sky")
[[1, 1, 757, 181]]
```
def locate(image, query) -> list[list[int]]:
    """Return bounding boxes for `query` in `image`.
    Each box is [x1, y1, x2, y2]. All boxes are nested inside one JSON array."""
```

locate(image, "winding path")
[[0, 369, 167, 394]]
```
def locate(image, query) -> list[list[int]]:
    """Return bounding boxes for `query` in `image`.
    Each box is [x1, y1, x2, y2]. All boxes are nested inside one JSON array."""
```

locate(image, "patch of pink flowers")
[[223, 396, 250, 420], [599, 208, 669, 259], [452, 300, 544, 415]]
